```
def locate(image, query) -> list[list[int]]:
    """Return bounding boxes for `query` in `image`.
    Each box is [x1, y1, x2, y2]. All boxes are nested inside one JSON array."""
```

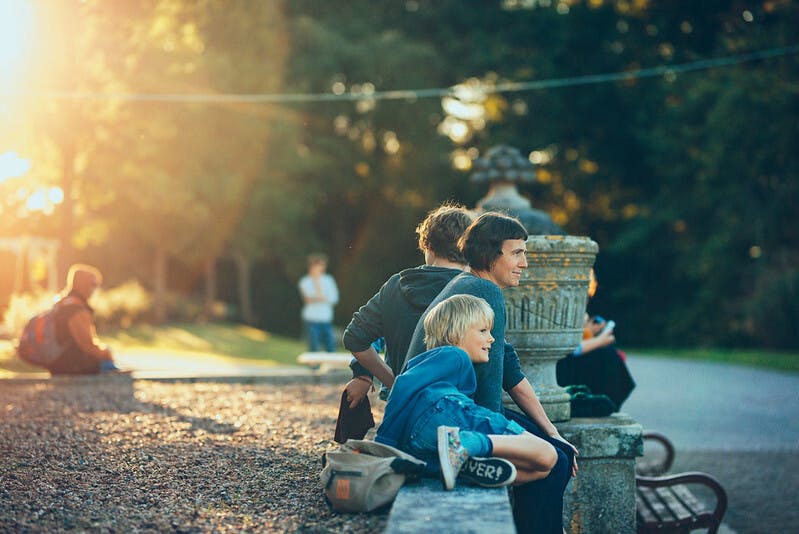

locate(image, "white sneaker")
[[437, 426, 469, 490]]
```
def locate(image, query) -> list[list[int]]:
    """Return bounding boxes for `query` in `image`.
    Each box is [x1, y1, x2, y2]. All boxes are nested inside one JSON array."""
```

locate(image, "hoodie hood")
[[398, 266, 464, 310]]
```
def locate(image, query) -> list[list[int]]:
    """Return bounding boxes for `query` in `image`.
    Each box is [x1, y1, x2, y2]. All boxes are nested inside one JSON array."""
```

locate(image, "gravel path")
[[0, 376, 387, 533]]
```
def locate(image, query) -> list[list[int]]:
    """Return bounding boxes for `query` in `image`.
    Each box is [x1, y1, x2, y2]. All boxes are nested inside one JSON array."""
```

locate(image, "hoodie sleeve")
[[343, 284, 389, 353]]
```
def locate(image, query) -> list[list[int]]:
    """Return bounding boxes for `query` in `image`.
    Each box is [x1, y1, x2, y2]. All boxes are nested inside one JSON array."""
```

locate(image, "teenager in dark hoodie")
[[341, 204, 474, 408]]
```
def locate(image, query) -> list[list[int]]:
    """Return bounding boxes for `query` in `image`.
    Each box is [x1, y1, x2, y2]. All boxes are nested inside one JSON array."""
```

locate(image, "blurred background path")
[[623, 356, 799, 533]]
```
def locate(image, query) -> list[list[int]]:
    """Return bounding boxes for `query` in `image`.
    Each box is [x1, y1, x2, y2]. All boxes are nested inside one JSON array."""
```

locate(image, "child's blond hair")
[[423, 294, 494, 349]]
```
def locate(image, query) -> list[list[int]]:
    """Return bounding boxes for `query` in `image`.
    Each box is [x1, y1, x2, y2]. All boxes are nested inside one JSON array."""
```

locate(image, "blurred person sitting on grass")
[[47, 264, 124, 375]]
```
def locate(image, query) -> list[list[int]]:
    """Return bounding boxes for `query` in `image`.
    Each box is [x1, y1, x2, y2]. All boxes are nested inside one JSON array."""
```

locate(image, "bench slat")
[[637, 486, 677, 523], [672, 483, 708, 516], [635, 491, 660, 524], [654, 486, 694, 522]]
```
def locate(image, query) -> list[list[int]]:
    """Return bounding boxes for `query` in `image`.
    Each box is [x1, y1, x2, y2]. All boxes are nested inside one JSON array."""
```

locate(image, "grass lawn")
[[2, 322, 796, 375], [0, 322, 307, 376], [632, 347, 799, 374]]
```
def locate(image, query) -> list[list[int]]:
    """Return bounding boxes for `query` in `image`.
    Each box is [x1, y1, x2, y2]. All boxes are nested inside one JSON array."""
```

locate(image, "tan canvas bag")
[[320, 439, 426, 512]]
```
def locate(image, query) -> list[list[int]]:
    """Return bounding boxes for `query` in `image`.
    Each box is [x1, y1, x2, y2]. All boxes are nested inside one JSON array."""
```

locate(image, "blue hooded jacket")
[[375, 346, 476, 448]]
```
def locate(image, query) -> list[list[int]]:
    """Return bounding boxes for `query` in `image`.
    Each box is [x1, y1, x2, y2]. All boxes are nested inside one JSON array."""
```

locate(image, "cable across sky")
[[9, 44, 799, 104]]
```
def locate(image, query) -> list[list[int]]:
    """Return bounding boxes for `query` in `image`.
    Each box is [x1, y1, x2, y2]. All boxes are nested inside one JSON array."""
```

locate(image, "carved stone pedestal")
[[557, 414, 644, 534]]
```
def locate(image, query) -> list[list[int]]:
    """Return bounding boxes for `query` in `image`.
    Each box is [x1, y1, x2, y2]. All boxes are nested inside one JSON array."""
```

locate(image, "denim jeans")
[[305, 321, 336, 352], [503, 408, 574, 534], [403, 394, 524, 472]]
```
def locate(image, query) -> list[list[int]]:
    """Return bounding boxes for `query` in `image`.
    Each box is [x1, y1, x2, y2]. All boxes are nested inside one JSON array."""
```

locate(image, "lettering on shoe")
[[465, 461, 501, 480]]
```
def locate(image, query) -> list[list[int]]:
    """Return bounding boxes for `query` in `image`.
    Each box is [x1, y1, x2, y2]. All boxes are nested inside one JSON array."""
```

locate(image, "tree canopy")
[[1, 0, 796, 348]]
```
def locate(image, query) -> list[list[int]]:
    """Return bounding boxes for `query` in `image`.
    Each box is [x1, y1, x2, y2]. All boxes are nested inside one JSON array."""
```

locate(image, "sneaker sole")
[[437, 426, 457, 490], [459, 456, 517, 488]]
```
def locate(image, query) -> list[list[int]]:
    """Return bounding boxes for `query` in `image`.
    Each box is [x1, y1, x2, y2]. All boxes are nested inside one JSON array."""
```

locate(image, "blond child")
[[376, 294, 558, 490]]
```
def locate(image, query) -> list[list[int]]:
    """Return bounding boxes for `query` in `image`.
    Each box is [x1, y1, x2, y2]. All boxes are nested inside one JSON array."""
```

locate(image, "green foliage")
[[91, 280, 153, 330], [5, 0, 797, 349]]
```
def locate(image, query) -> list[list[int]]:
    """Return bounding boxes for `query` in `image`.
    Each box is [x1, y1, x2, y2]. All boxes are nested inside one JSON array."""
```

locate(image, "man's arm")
[[343, 345, 394, 408], [507, 378, 558, 436], [508, 377, 579, 475], [66, 310, 112, 361], [342, 278, 391, 406]]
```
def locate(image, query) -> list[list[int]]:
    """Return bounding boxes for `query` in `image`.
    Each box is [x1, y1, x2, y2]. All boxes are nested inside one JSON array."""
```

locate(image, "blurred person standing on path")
[[47, 263, 123, 375], [404, 212, 577, 534], [340, 204, 474, 413], [298, 253, 339, 353]]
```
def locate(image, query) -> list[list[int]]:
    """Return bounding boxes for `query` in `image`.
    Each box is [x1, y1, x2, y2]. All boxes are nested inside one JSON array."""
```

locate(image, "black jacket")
[[342, 265, 463, 379]]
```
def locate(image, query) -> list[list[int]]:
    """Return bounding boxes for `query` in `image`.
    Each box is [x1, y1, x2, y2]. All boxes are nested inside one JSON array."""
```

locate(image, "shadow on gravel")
[[0, 379, 388, 532]]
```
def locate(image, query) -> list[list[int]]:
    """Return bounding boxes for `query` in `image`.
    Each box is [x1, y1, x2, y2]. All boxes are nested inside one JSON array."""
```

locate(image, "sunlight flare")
[[0, 151, 31, 183], [0, 0, 34, 87]]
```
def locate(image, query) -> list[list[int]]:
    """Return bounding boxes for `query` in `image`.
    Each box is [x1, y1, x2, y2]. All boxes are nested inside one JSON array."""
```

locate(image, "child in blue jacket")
[[376, 294, 559, 490]]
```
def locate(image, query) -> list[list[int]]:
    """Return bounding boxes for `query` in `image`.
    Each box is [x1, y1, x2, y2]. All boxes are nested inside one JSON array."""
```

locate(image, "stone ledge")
[[386, 477, 515, 534], [557, 413, 644, 458]]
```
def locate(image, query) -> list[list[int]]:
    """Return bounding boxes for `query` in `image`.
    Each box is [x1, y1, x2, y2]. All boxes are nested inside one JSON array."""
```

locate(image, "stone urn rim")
[[524, 234, 599, 253]]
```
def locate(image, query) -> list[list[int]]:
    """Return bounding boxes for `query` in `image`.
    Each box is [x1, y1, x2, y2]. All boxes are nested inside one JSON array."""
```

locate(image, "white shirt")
[[298, 273, 339, 322]]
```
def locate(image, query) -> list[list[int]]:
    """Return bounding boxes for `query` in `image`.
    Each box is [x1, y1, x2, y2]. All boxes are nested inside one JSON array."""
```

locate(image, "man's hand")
[[550, 432, 579, 477], [344, 377, 373, 409]]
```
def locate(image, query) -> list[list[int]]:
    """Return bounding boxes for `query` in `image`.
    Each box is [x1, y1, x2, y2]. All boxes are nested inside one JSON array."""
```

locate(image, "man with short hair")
[[404, 212, 577, 534], [48, 263, 122, 375]]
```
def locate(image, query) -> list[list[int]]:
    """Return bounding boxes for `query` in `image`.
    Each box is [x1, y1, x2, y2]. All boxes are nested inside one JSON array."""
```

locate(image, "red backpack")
[[16, 309, 63, 367], [15, 297, 80, 367]]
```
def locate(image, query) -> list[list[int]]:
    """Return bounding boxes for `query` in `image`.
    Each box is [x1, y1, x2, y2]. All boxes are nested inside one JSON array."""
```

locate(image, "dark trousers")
[[503, 408, 573, 534], [47, 348, 100, 375], [556, 346, 636, 409]]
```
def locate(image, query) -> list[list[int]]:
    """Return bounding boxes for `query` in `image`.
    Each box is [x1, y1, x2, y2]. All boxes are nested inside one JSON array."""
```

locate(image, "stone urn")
[[503, 235, 598, 422]]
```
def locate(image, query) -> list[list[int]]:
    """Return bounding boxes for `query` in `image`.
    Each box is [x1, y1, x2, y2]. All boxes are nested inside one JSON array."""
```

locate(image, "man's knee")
[[544, 443, 559, 471], [548, 448, 571, 485]]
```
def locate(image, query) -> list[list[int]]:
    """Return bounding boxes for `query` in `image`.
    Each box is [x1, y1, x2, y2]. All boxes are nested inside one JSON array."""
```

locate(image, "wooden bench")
[[635, 432, 728, 533], [636, 430, 675, 476]]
